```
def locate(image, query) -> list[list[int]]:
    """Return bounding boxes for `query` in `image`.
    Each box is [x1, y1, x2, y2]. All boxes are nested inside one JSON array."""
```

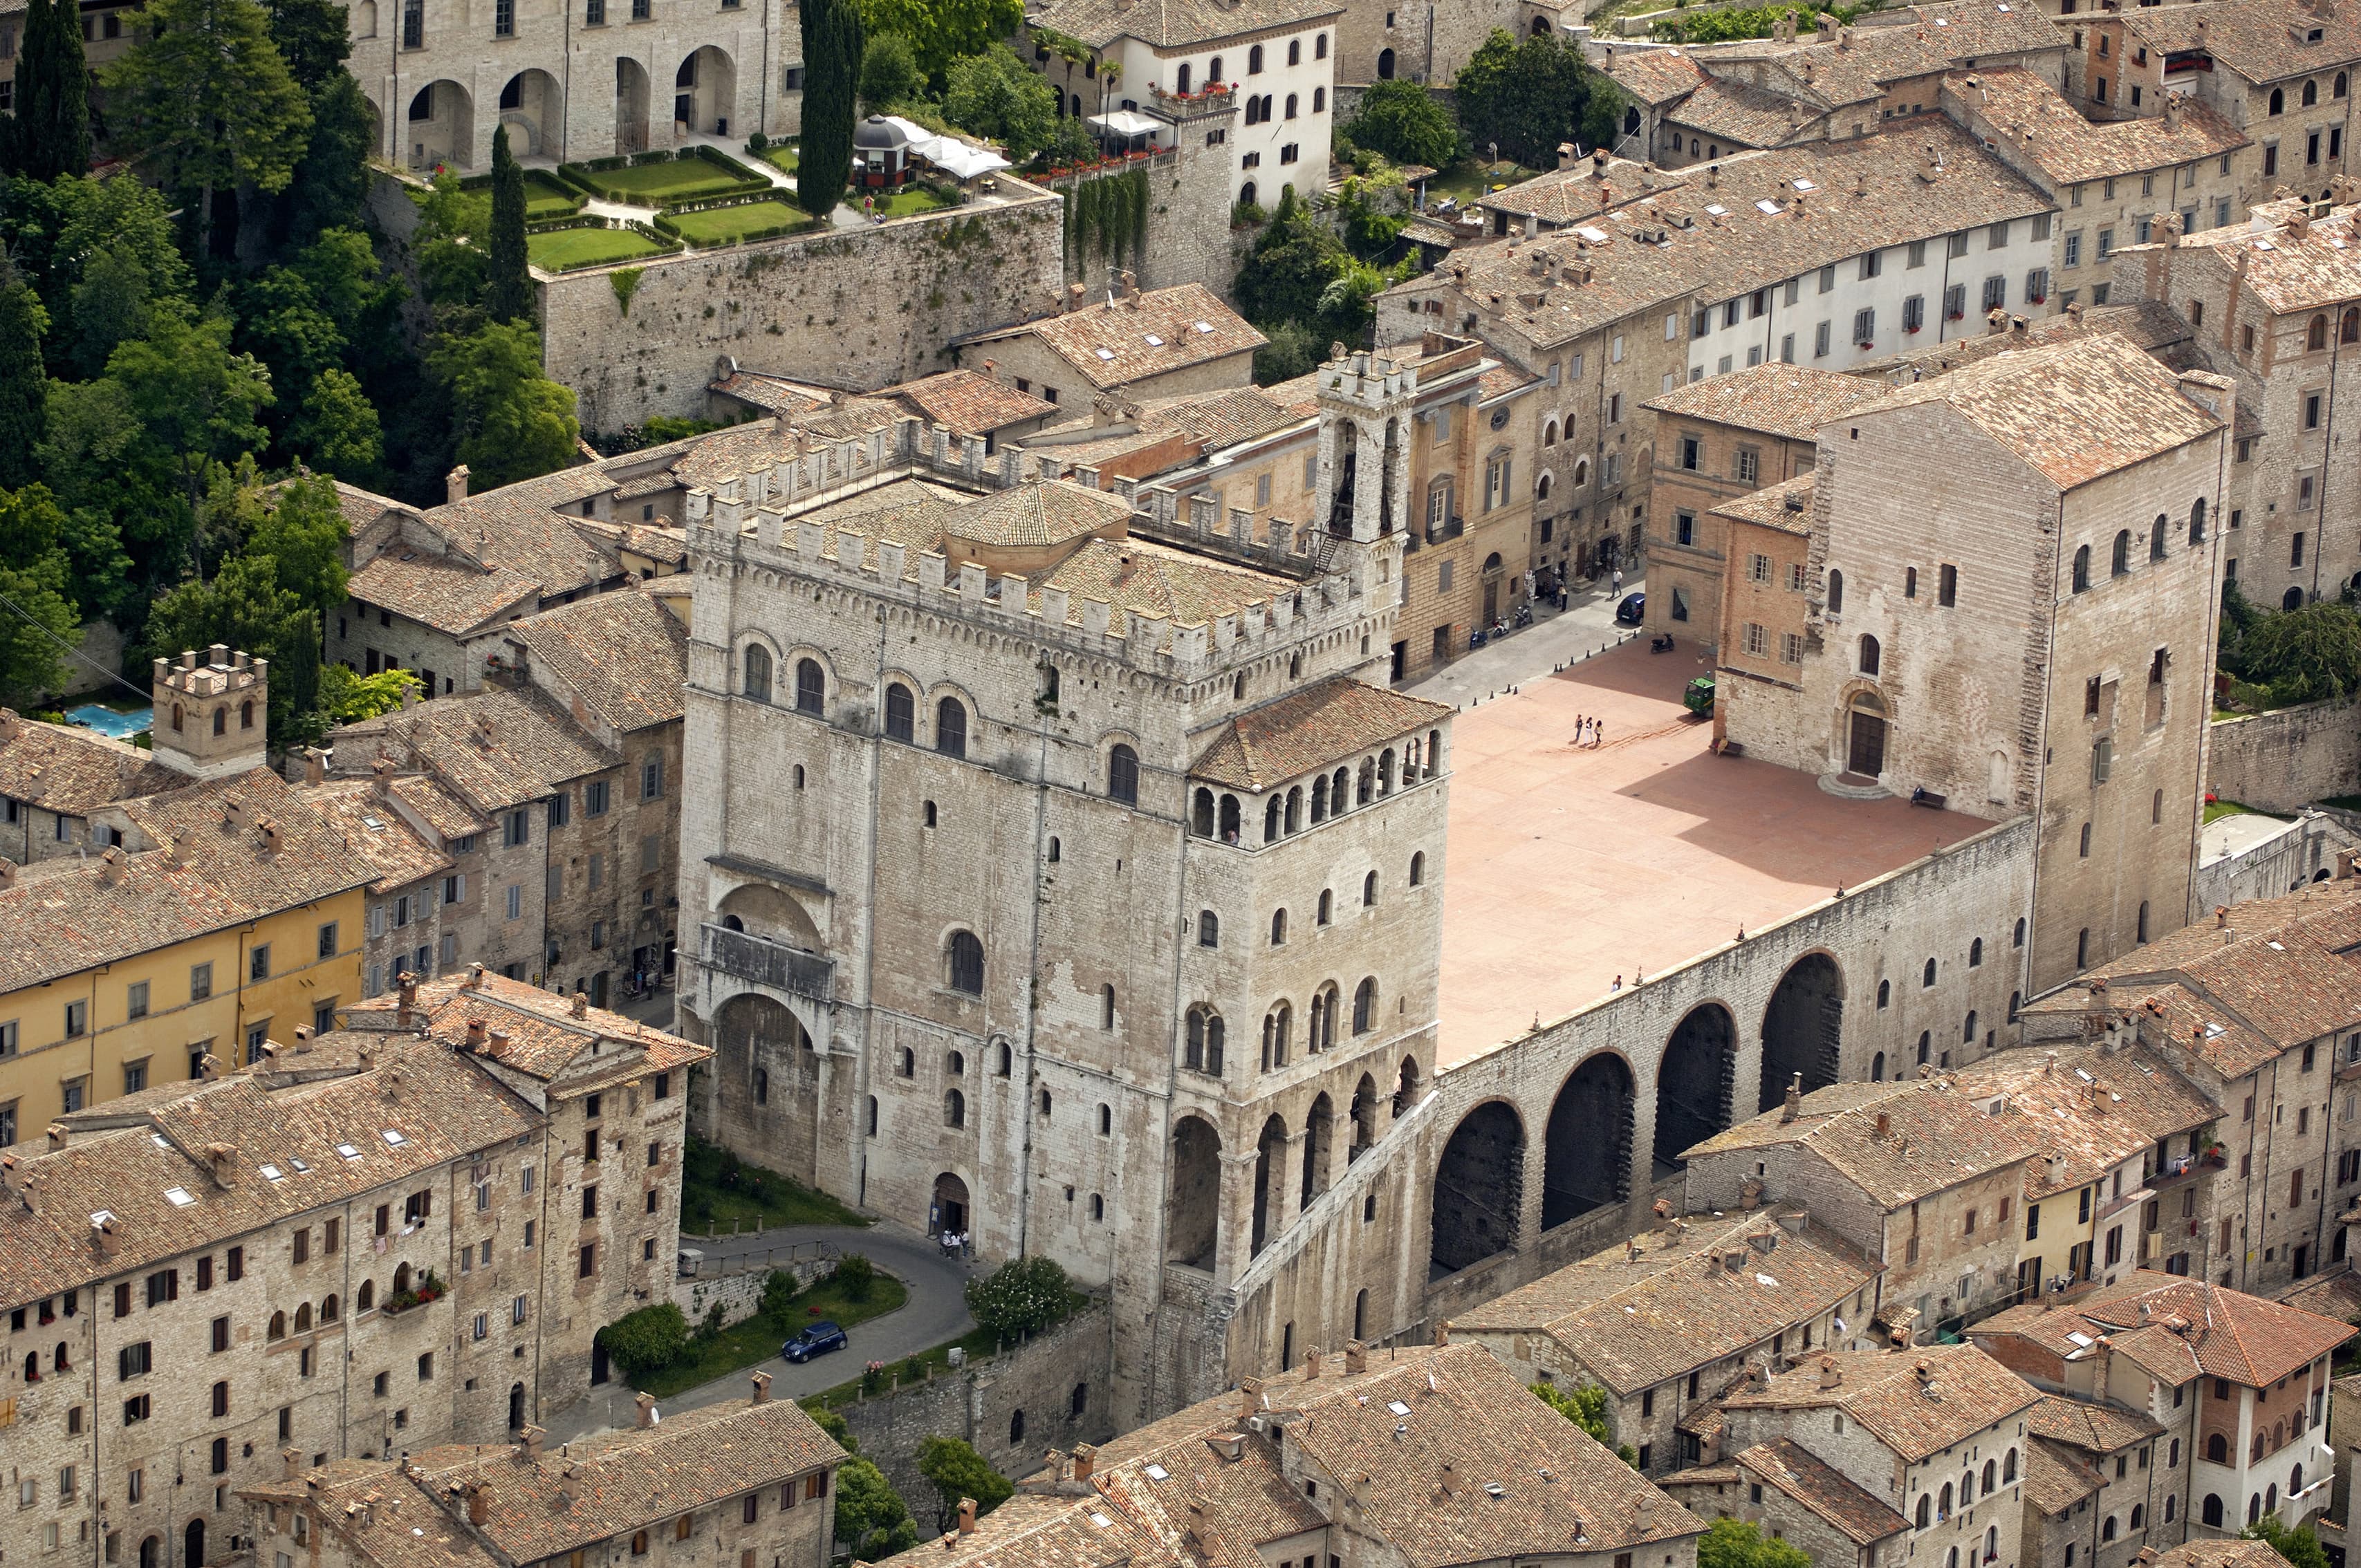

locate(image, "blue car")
[[1615, 590, 1645, 625], [781, 1320, 849, 1363]]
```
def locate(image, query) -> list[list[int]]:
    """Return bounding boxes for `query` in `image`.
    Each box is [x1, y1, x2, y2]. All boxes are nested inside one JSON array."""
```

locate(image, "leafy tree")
[[1696, 1519, 1813, 1568], [261, 0, 350, 88], [240, 265, 347, 389], [140, 553, 319, 743], [484, 126, 533, 325], [1344, 80, 1461, 169], [247, 474, 350, 617], [1528, 1379, 1639, 1466], [293, 367, 386, 482], [941, 45, 1062, 162], [1333, 175, 1407, 259], [0, 485, 82, 707], [281, 75, 377, 244], [104, 0, 313, 254], [833, 1457, 920, 1560], [1252, 319, 1322, 385], [414, 172, 494, 310], [1452, 28, 1622, 167], [2234, 601, 2361, 706], [857, 0, 1018, 82], [2245, 1518, 2332, 1568], [0, 262, 48, 489], [1235, 187, 1348, 326], [107, 306, 275, 510], [317, 662, 418, 725], [860, 33, 927, 113], [1, 0, 91, 182], [37, 373, 192, 603], [915, 1436, 1014, 1531], [833, 1253, 876, 1301], [760, 1269, 799, 1324], [797, 0, 862, 218], [963, 1256, 1073, 1341], [54, 173, 197, 378], [427, 320, 580, 489], [593, 1302, 690, 1377]]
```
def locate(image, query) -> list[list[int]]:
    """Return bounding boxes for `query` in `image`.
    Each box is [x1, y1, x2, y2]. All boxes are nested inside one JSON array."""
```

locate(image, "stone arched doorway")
[[932, 1173, 970, 1238], [183, 1519, 205, 1568], [1250, 1114, 1289, 1257], [1656, 1004, 1737, 1173], [1759, 953, 1844, 1112], [1166, 1117, 1220, 1268], [674, 46, 737, 137], [712, 992, 821, 1181], [718, 881, 823, 949], [1844, 689, 1888, 779], [405, 79, 474, 170], [497, 68, 564, 156], [615, 57, 651, 153], [1430, 1101, 1523, 1276], [1377, 47, 1396, 77], [1543, 1054, 1633, 1228]]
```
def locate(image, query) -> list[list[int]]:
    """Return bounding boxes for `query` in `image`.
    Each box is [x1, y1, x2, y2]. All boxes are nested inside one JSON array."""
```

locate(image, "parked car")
[[1615, 591, 1645, 624], [782, 1320, 850, 1363]]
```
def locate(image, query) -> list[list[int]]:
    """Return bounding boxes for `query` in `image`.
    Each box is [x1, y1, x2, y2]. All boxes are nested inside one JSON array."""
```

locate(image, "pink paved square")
[[1436, 641, 1983, 1065]]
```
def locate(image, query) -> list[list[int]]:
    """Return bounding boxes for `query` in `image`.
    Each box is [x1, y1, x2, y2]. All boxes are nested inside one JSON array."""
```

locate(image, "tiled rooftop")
[[1846, 298, 2200, 381], [345, 552, 544, 638], [1946, 68, 2247, 185], [0, 710, 185, 817], [1189, 678, 1455, 792], [1687, 1076, 2048, 1206], [1972, 1270, 2356, 1389], [344, 966, 710, 1086], [1731, 1439, 1909, 1544], [329, 686, 619, 814], [503, 587, 690, 737], [2124, 0, 2361, 88], [2164, 197, 2361, 315], [1437, 640, 1986, 1061], [965, 285, 1266, 391], [943, 478, 1134, 550], [885, 368, 1059, 436], [1645, 362, 1890, 440], [1021, 0, 1342, 50], [1716, 1343, 2039, 1462], [295, 778, 455, 895], [1951, 1041, 2217, 1199]]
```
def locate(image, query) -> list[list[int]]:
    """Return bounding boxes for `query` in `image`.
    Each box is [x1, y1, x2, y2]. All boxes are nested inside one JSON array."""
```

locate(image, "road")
[[547, 1219, 979, 1440], [1404, 571, 1644, 707]]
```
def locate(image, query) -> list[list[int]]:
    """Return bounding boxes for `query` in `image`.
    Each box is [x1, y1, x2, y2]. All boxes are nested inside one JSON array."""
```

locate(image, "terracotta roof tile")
[[1646, 362, 1891, 440], [1021, 0, 1342, 50], [1716, 1344, 2039, 1462], [0, 714, 185, 817], [1189, 677, 1454, 790], [346, 553, 544, 637], [1946, 68, 2247, 184], [295, 779, 455, 894], [1710, 473, 1817, 534], [344, 967, 710, 1084], [2163, 198, 2361, 315], [1036, 536, 1296, 636], [1732, 1439, 1908, 1544], [1687, 1077, 2048, 1206], [426, 467, 623, 596], [1669, 75, 1825, 147], [330, 687, 618, 814], [2124, 0, 2361, 88], [2020, 1437, 2102, 1513], [1950, 1041, 2216, 1199], [966, 286, 1266, 391], [2024, 1392, 2164, 1454], [503, 588, 689, 736], [945, 478, 1135, 550], [1974, 1271, 2355, 1389], [2149, 1544, 2290, 1568], [885, 369, 1059, 436]]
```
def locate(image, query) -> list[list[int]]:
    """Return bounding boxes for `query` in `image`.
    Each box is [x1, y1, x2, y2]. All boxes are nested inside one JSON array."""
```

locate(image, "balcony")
[[699, 923, 835, 1002], [2150, 1149, 2228, 1195]]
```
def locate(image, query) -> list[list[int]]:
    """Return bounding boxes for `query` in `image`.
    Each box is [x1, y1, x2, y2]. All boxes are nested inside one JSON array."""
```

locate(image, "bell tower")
[[151, 645, 270, 781]]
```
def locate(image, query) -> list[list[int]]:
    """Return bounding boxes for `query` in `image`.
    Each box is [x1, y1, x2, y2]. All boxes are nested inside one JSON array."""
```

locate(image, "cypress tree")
[[484, 124, 533, 324], [795, 0, 861, 220], [0, 259, 46, 490], [5, 0, 91, 181]]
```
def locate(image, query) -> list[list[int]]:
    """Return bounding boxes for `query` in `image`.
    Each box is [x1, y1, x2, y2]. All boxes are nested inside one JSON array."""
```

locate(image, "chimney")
[[293, 1025, 313, 1053], [302, 747, 327, 785], [1817, 1357, 1842, 1390], [223, 795, 245, 827], [371, 758, 396, 798], [1071, 1444, 1096, 1483], [1238, 1376, 1264, 1421], [1874, 1111, 1891, 1139], [954, 1499, 979, 1536], [205, 1143, 239, 1186], [485, 1029, 511, 1059], [466, 1019, 488, 1049], [259, 819, 281, 855], [571, 991, 590, 1019], [467, 1484, 494, 1526], [283, 1448, 304, 1482], [398, 971, 419, 1007], [521, 1426, 547, 1459], [1438, 1463, 1461, 1498], [635, 1392, 658, 1428], [1304, 1345, 1322, 1379], [750, 1371, 773, 1406], [467, 963, 487, 989], [1345, 1339, 1368, 1374], [447, 465, 472, 505], [47, 1124, 69, 1150], [96, 846, 126, 887], [91, 1211, 116, 1256], [1780, 1073, 1803, 1122]]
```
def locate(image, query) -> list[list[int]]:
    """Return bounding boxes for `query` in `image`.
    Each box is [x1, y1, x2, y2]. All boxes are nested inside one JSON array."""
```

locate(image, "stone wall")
[[2207, 700, 2361, 814], [828, 1303, 1115, 1517], [2192, 808, 2355, 915], [1041, 124, 1241, 300], [672, 1253, 834, 1327], [538, 190, 1066, 431]]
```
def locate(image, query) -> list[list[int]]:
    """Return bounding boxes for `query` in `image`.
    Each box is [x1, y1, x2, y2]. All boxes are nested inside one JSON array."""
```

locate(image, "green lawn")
[[526, 226, 668, 270], [682, 1137, 869, 1232], [522, 169, 583, 218], [2205, 798, 2290, 824], [1425, 159, 1539, 205], [854, 184, 958, 219], [666, 198, 817, 246], [799, 1290, 1091, 1411], [637, 1271, 908, 1400], [593, 159, 755, 202], [759, 143, 800, 176]]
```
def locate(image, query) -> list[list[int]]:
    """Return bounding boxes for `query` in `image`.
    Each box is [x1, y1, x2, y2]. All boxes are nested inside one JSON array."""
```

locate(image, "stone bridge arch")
[[709, 991, 823, 1183], [1656, 1003, 1737, 1174], [1541, 1053, 1634, 1229], [1429, 1099, 1524, 1278], [1758, 952, 1844, 1112]]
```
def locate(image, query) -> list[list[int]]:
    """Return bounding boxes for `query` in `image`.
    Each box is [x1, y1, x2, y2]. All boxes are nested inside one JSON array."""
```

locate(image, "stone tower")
[[1315, 348, 1417, 543], [151, 645, 270, 781]]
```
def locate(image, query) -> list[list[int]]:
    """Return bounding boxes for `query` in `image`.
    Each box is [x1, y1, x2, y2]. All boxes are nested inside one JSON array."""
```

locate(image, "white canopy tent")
[[880, 115, 1012, 179]]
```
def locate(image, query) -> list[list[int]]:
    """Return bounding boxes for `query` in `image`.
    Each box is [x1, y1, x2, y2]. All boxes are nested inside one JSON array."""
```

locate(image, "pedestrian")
[[1573, 713, 1586, 745], [1611, 566, 1624, 595], [1611, 974, 1623, 992], [1592, 720, 1605, 748]]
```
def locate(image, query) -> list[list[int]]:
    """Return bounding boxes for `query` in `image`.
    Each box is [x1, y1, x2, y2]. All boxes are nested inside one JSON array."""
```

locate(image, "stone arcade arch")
[[1252, 1114, 1290, 1257], [674, 46, 737, 138], [1656, 1003, 1737, 1173], [497, 68, 564, 156], [718, 882, 822, 950], [1542, 1054, 1634, 1229], [1167, 1117, 1221, 1268], [711, 993, 822, 1182], [1430, 1101, 1524, 1277], [615, 57, 652, 154], [405, 80, 475, 170], [1758, 953, 1844, 1112]]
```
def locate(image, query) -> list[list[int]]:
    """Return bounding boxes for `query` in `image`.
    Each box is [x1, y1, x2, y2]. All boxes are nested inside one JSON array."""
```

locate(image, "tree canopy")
[[1452, 29, 1622, 167], [941, 45, 1063, 162], [858, 0, 1021, 82], [1, 0, 91, 181], [1696, 1520, 1813, 1568], [0, 264, 48, 489], [2244, 1518, 2331, 1568], [428, 320, 580, 489], [915, 1437, 1015, 1531], [1528, 1380, 1639, 1466], [833, 1459, 920, 1561], [485, 127, 533, 325], [1344, 80, 1462, 169], [860, 32, 928, 113], [0, 485, 82, 707], [799, 0, 863, 217], [2223, 596, 2361, 707]]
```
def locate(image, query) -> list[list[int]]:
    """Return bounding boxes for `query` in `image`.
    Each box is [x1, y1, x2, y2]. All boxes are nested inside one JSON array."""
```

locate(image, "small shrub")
[[964, 1256, 1072, 1341], [761, 1269, 799, 1324], [1230, 198, 1268, 228], [748, 131, 770, 153], [597, 1302, 690, 1377], [810, 1405, 858, 1453], [835, 1253, 876, 1301], [696, 1301, 727, 1343], [916, 1436, 1014, 1531]]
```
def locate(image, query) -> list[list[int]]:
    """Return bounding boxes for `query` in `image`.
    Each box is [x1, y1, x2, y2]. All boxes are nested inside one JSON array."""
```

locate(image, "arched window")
[[880, 682, 917, 742], [172, 703, 184, 732], [1313, 982, 1339, 1050], [2345, 309, 2361, 345], [1377, 46, 1395, 77], [1285, 92, 1297, 117], [1362, 870, 1378, 906], [1262, 1004, 1291, 1069], [1285, 786, 1302, 832], [2207, 1432, 2229, 1463], [2340, 69, 2351, 95], [944, 1090, 965, 1128], [936, 696, 968, 758], [1352, 978, 1377, 1034], [754, 1066, 770, 1104], [1378, 748, 1395, 794], [1010, 1410, 1026, 1445], [1826, 569, 1844, 613], [1543, 418, 1559, 447], [1248, 42, 1263, 71], [2002, 1449, 2016, 1483], [746, 643, 777, 700], [1107, 745, 1139, 803], [1969, 937, 1983, 967], [2151, 514, 2168, 561], [1271, 908, 1287, 945], [358, 1280, 374, 1311], [2070, 543, 2094, 591], [212, 707, 226, 736], [1176, 63, 1191, 93], [2112, 530, 2131, 575], [268, 1312, 286, 1341], [1916, 1496, 1931, 1529], [1878, 980, 1891, 1008], [1097, 1103, 1111, 1136], [2203, 1494, 2224, 1527], [20, 1350, 35, 1382], [1038, 1088, 1053, 1120], [1872, 1051, 1885, 1081], [2192, 496, 2209, 541], [1192, 787, 1214, 837], [1317, 889, 1333, 924], [1940, 1482, 1953, 1515], [2101, 1516, 2116, 1542], [1356, 758, 1374, 804], [295, 1303, 312, 1333], [240, 700, 254, 730], [1220, 794, 1241, 841], [1537, 474, 1552, 501], [1573, 456, 1589, 488], [1964, 1010, 1978, 1043], [1409, 850, 1425, 886], [1287, 37, 1299, 63], [2013, 917, 2026, 948], [321, 1295, 339, 1322], [947, 1049, 965, 1076], [1265, 796, 1282, 843], [2130, 1504, 2145, 1530], [1311, 776, 1328, 822], [946, 931, 984, 995], [1961, 1472, 1974, 1506], [1859, 634, 1881, 675], [998, 1043, 1012, 1076], [1923, 958, 1937, 987], [2272, 86, 2286, 114], [795, 659, 824, 715], [1198, 911, 1219, 947], [2305, 77, 2320, 105]]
